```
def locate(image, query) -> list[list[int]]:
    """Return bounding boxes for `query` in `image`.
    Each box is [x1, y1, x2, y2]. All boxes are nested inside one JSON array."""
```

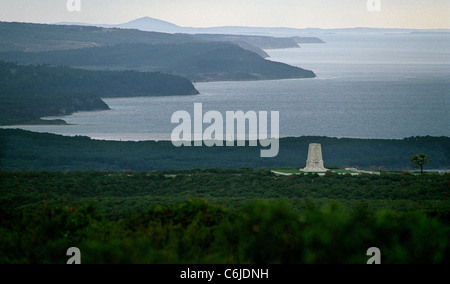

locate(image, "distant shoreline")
[[2, 128, 449, 143]]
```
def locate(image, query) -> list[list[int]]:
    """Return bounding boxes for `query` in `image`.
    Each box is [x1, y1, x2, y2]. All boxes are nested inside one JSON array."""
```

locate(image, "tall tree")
[[410, 154, 431, 175]]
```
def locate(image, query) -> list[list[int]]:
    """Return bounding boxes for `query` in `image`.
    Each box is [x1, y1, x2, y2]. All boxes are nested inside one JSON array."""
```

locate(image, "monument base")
[[300, 166, 329, 173], [301, 143, 328, 172]]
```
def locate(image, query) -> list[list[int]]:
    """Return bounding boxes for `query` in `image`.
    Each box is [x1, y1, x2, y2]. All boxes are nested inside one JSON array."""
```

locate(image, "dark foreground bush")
[[0, 200, 448, 264]]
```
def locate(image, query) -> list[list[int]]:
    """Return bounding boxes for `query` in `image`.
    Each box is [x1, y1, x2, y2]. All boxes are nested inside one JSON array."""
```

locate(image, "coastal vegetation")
[[0, 61, 198, 125]]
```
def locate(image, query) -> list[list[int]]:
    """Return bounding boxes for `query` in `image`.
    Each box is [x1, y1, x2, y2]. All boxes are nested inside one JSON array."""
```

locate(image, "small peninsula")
[[0, 61, 199, 126]]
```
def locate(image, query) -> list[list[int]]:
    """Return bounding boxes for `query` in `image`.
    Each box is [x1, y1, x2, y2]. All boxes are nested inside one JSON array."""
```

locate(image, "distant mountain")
[[113, 17, 316, 37], [117, 17, 441, 38], [55, 17, 327, 44], [59, 17, 449, 37], [117, 17, 181, 33]]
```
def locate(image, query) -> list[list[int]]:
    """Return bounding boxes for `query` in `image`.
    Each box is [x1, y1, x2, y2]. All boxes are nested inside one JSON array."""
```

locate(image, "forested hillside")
[[0, 42, 316, 81], [0, 61, 198, 125]]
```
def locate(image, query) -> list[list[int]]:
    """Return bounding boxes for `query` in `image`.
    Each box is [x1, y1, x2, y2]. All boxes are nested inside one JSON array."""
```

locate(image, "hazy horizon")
[[0, 0, 449, 30]]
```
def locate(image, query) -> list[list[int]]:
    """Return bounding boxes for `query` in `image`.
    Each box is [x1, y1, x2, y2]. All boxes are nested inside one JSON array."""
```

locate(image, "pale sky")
[[0, 0, 449, 29]]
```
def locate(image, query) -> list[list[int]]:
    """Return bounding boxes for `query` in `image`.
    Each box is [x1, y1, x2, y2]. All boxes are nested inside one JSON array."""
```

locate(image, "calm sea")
[[5, 33, 450, 140]]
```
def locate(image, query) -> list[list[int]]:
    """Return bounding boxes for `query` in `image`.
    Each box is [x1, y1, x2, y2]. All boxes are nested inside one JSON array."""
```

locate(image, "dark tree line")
[[1, 129, 448, 171]]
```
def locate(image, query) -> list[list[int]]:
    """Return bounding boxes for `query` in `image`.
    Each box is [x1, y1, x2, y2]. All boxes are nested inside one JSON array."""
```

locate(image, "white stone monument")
[[301, 143, 328, 172]]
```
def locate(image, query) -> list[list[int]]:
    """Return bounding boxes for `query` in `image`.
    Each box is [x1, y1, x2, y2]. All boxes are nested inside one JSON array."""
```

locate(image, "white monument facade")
[[301, 143, 328, 172]]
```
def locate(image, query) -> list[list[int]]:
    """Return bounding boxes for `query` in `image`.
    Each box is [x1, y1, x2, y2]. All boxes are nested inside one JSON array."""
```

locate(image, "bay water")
[[5, 33, 450, 140]]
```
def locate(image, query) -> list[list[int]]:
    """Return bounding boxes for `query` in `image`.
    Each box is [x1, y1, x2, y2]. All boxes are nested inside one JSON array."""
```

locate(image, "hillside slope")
[[0, 22, 316, 81], [0, 22, 196, 52], [0, 61, 198, 125], [0, 42, 316, 81]]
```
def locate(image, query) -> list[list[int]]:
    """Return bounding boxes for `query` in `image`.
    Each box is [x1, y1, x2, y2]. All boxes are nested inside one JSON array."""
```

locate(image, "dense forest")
[[0, 129, 448, 171], [1, 169, 449, 220], [0, 170, 449, 264], [0, 61, 198, 125]]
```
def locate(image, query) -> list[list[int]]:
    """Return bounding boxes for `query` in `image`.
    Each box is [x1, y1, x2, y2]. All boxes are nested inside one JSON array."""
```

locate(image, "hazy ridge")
[[0, 22, 316, 81]]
